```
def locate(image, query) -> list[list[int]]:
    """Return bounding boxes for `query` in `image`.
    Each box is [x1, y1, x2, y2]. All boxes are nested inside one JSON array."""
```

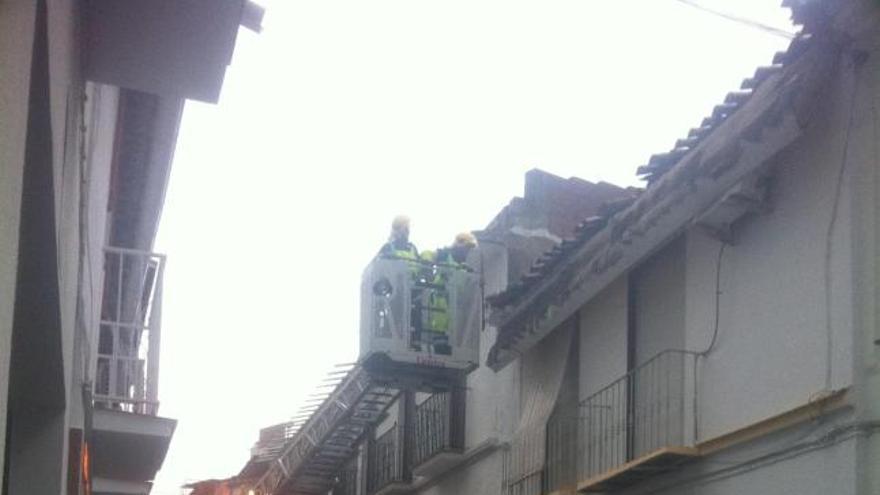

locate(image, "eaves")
[[487, 35, 840, 371]]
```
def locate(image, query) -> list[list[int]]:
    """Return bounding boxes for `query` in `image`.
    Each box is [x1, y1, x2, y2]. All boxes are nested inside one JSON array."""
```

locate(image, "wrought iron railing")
[[576, 350, 697, 482], [332, 456, 359, 495], [413, 392, 465, 467], [94, 247, 165, 415], [544, 410, 578, 493], [368, 425, 403, 494]]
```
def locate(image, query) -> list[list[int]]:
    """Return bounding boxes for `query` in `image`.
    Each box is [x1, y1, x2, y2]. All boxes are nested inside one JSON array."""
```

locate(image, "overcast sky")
[[153, 1, 793, 492]]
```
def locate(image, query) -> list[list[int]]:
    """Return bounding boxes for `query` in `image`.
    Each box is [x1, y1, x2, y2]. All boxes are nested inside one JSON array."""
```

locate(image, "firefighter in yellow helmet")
[[422, 232, 478, 268], [377, 216, 426, 351], [420, 232, 478, 355]]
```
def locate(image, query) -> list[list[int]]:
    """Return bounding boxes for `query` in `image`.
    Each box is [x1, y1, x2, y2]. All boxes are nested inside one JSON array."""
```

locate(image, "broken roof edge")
[[486, 26, 843, 370], [485, 7, 833, 316]]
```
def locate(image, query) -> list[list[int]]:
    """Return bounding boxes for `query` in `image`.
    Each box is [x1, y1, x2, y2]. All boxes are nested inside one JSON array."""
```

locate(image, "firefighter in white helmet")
[[377, 215, 419, 260]]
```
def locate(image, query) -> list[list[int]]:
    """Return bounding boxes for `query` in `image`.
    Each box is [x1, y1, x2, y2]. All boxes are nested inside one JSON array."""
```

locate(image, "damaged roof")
[[487, 0, 844, 369]]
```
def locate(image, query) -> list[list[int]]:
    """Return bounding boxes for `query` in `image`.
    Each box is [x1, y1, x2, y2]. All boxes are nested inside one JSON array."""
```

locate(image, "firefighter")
[[376, 215, 428, 351], [420, 232, 478, 355], [424, 232, 478, 268], [377, 215, 419, 260]]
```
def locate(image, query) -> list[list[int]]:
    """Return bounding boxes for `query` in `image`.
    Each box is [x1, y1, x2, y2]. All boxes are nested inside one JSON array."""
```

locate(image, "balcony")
[[90, 247, 176, 494], [95, 247, 163, 413], [544, 410, 578, 494], [368, 425, 408, 495], [545, 350, 699, 493], [412, 391, 465, 477], [331, 457, 359, 495]]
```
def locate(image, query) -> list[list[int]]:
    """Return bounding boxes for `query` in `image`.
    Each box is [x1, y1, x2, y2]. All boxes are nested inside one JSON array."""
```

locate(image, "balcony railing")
[[413, 392, 465, 468], [544, 410, 578, 493], [575, 350, 697, 486], [94, 247, 165, 415], [332, 457, 359, 495], [368, 425, 404, 494]]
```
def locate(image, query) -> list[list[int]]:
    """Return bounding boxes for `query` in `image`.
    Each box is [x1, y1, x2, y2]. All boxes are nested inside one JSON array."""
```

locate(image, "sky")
[[153, 1, 794, 492]]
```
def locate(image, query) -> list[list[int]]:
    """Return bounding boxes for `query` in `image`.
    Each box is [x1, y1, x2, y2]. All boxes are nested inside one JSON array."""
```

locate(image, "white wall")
[[463, 240, 518, 449], [684, 74, 856, 439], [849, 20, 880, 495], [579, 278, 628, 402], [618, 413, 859, 495], [0, 2, 36, 485], [634, 236, 686, 365], [418, 449, 504, 495], [1, 2, 120, 491], [66, 83, 118, 430]]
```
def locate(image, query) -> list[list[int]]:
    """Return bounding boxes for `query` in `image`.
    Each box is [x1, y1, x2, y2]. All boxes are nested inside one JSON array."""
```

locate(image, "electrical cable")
[[686, 238, 727, 442], [699, 240, 727, 357], [672, 0, 797, 40], [823, 55, 861, 391]]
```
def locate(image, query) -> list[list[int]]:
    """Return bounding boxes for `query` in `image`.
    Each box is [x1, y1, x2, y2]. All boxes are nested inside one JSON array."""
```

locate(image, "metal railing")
[[332, 457, 359, 495], [544, 410, 578, 493], [576, 350, 697, 482], [368, 425, 403, 494], [413, 392, 465, 467], [94, 247, 165, 415], [251, 422, 297, 460]]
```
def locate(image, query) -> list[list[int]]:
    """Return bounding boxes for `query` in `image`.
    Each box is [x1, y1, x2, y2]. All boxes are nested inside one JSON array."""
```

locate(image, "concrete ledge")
[[91, 409, 176, 482], [413, 450, 464, 478], [93, 408, 176, 437], [411, 437, 501, 491], [92, 477, 152, 495], [697, 388, 850, 455], [577, 447, 699, 493]]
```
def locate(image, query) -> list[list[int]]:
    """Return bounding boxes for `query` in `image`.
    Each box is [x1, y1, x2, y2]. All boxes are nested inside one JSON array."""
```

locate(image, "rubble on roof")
[[486, 0, 844, 368], [486, 188, 640, 308], [488, 23, 816, 314]]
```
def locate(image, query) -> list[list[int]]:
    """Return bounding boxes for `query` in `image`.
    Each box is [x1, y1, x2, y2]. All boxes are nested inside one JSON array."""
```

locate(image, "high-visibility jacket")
[[379, 241, 419, 261], [418, 249, 457, 335], [420, 249, 461, 268]]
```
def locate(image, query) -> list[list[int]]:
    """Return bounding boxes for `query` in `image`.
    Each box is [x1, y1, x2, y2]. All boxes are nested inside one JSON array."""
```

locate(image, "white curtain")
[[506, 323, 574, 495]]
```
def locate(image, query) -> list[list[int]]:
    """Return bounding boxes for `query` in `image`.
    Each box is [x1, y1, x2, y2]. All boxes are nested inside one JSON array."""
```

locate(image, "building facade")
[[238, 1, 880, 495], [0, 1, 261, 494]]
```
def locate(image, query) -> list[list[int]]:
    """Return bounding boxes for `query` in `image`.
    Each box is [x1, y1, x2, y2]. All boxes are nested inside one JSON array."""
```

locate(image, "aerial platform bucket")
[[359, 258, 480, 380]]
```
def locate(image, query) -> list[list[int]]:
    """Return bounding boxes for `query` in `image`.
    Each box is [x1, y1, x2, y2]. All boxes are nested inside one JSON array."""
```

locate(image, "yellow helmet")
[[453, 231, 478, 248], [391, 215, 411, 232]]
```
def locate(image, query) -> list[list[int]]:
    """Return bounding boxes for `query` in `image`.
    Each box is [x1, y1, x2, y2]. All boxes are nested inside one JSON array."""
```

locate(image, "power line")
[[673, 0, 797, 40]]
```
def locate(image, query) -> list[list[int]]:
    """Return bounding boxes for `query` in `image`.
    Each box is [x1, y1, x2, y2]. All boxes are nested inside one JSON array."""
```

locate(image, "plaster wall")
[[848, 17, 880, 495], [417, 449, 504, 495], [578, 278, 628, 402], [684, 63, 856, 440], [64, 83, 118, 432], [619, 410, 859, 495], [2, 2, 120, 491], [633, 236, 686, 365], [464, 240, 518, 449], [0, 2, 36, 486]]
